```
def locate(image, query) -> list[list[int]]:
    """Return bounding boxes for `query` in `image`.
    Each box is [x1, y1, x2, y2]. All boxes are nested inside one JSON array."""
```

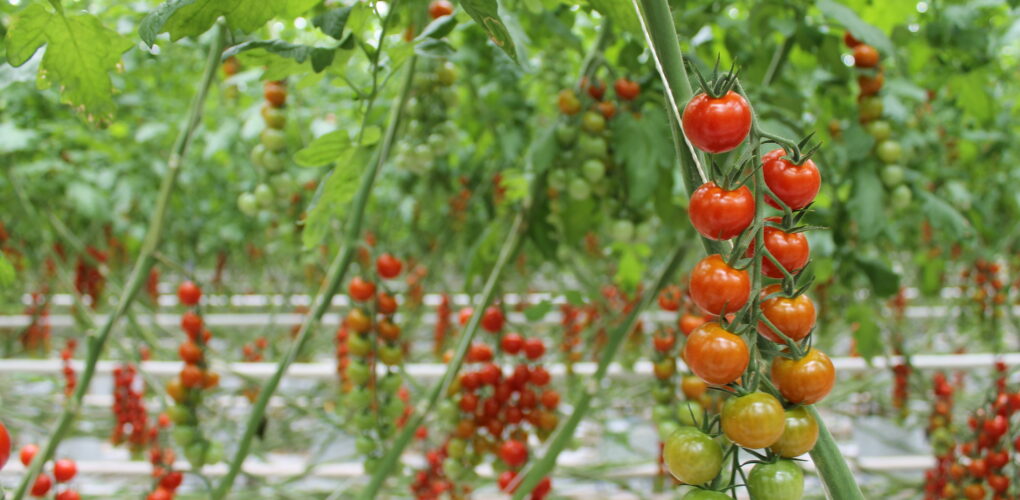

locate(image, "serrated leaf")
[[312, 5, 354, 39], [523, 301, 553, 321], [0, 252, 14, 286], [416, 15, 459, 40], [460, 0, 518, 63], [855, 255, 900, 298], [223, 40, 337, 73], [302, 149, 366, 248], [848, 303, 881, 363], [849, 169, 884, 241], [6, 4, 132, 118], [816, 0, 895, 56], [293, 130, 352, 167], [141, 0, 318, 45], [918, 190, 971, 239]]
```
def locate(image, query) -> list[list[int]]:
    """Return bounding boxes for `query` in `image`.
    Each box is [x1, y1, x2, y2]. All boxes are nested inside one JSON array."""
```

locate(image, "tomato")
[[523, 338, 546, 360], [557, 89, 581, 115], [53, 458, 77, 482], [688, 254, 750, 316], [178, 341, 203, 364], [581, 159, 605, 183], [498, 470, 518, 492], [653, 358, 676, 379], [261, 104, 286, 129], [681, 375, 708, 399], [348, 277, 376, 301], [436, 62, 457, 86], [376, 292, 397, 315], [688, 182, 755, 240], [263, 81, 287, 107], [721, 392, 786, 448], [583, 77, 606, 100], [970, 458, 988, 478], [180, 364, 204, 388], [567, 178, 592, 200], [0, 420, 9, 470], [754, 219, 809, 278], [747, 460, 804, 500], [880, 164, 904, 187], [762, 149, 821, 210], [55, 491, 81, 500], [177, 281, 202, 306], [877, 140, 903, 164], [541, 390, 560, 409], [428, 0, 454, 19], [771, 348, 836, 405], [652, 331, 676, 352], [377, 319, 401, 341], [378, 344, 403, 366], [457, 307, 473, 326], [658, 285, 682, 311], [166, 379, 186, 403], [481, 306, 505, 332], [663, 427, 723, 485], [890, 184, 912, 210], [682, 491, 730, 500], [555, 124, 577, 147], [843, 32, 860, 48], [31, 473, 52, 496], [964, 484, 985, 500], [611, 219, 634, 241], [499, 439, 528, 467], [858, 96, 883, 122], [614, 77, 640, 101], [376, 253, 403, 278], [770, 407, 819, 457], [758, 285, 816, 343], [596, 100, 617, 119], [988, 474, 1009, 492], [578, 134, 607, 159], [677, 401, 705, 427], [347, 308, 371, 333], [679, 313, 708, 336], [866, 120, 892, 141], [681, 91, 752, 153], [682, 322, 749, 385], [467, 343, 493, 363], [858, 72, 884, 95], [581, 111, 606, 134], [853, 44, 879, 68], [501, 332, 524, 354], [147, 488, 173, 500], [237, 192, 257, 216]]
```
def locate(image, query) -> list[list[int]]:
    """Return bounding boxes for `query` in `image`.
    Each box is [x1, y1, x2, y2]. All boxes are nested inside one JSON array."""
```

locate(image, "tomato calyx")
[[687, 57, 741, 99]]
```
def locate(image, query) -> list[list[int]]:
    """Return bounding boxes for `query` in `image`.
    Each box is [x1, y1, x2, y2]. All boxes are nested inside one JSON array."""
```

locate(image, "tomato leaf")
[[459, 0, 519, 63], [612, 242, 650, 291], [849, 169, 884, 241], [301, 148, 366, 249], [6, 3, 132, 119], [293, 130, 352, 167], [918, 190, 971, 239], [141, 0, 318, 45], [415, 39, 456, 59], [523, 301, 553, 322], [847, 303, 881, 363], [312, 5, 354, 40], [855, 255, 900, 298], [816, 0, 895, 56], [612, 108, 674, 209], [223, 40, 338, 73], [416, 15, 459, 40], [0, 252, 14, 287]]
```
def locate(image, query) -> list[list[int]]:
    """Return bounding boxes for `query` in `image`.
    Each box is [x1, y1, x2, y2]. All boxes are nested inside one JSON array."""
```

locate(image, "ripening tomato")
[[347, 308, 371, 333], [754, 219, 809, 278], [180, 364, 204, 388], [53, 458, 77, 482], [652, 331, 676, 353], [0, 420, 9, 471], [583, 77, 606, 100], [658, 285, 682, 311], [457, 307, 473, 326], [376, 253, 403, 278], [501, 332, 524, 354], [679, 313, 709, 336], [348, 277, 376, 302], [682, 322, 749, 385], [758, 285, 816, 343], [20, 444, 38, 466], [177, 281, 202, 306], [31, 474, 52, 496], [596, 100, 617, 119], [721, 392, 786, 448], [663, 427, 723, 485], [481, 306, 505, 332], [853, 44, 879, 68], [428, 0, 454, 19], [614, 77, 640, 100], [264, 81, 287, 107], [769, 407, 819, 458], [771, 348, 836, 405], [747, 460, 804, 500], [988, 474, 1009, 492], [180, 311, 203, 336], [558, 89, 581, 115], [499, 439, 528, 467], [147, 488, 173, 500], [762, 149, 821, 210], [681, 375, 708, 399], [858, 72, 884, 95], [688, 182, 755, 240], [843, 32, 860, 47], [681, 91, 752, 153], [376, 292, 398, 315], [858, 96, 884, 122], [689, 255, 750, 316], [963, 483, 985, 500], [261, 104, 286, 129], [467, 343, 493, 363], [178, 341, 203, 364]]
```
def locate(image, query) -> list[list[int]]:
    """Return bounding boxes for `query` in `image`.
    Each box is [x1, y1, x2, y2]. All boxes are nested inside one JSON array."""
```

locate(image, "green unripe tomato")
[[635, 222, 652, 241], [347, 333, 372, 357], [581, 159, 605, 182], [677, 401, 705, 427], [567, 178, 591, 200], [437, 62, 458, 86], [876, 140, 903, 164], [890, 184, 912, 210], [652, 404, 672, 424], [172, 426, 197, 447], [858, 96, 884, 122], [378, 344, 404, 366], [880, 164, 905, 187], [185, 441, 208, 467], [931, 427, 954, 457], [581, 111, 606, 134], [254, 183, 274, 208], [548, 169, 567, 191], [657, 420, 681, 441], [652, 386, 673, 404], [447, 439, 467, 459], [237, 192, 258, 216], [261, 106, 286, 129], [578, 134, 608, 159], [664, 427, 723, 485], [611, 219, 634, 241], [260, 128, 287, 152], [682, 491, 731, 500], [206, 442, 224, 463], [383, 398, 404, 420], [354, 412, 376, 431], [866, 120, 892, 141], [261, 150, 286, 173], [346, 360, 371, 385], [555, 124, 578, 147], [355, 435, 376, 455], [437, 400, 459, 423], [747, 460, 804, 500], [363, 457, 380, 474], [167, 405, 192, 425], [347, 387, 372, 410], [271, 172, 295, 193], [443, 457, 463, 478], [379, 373, 402, 394], [250, 143, 267, 168]]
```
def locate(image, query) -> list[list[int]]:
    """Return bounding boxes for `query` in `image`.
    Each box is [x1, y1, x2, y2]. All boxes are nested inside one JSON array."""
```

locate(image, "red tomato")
[[180, 364, 204, 388], [853, 44, 879, 68], [652, 331, 676, 352], [754, 218, 810, 278], [180, 311, 203, 336], [263, 81, 287, 107], [688, 182, 755, 240], [658, 285, 682, 311], [771, 348, 835, 404], [681, 91, 752, 153], [177, 281, 201, 306], [147, 488, 173, 500], [762, 149, 821, 210], [467, 343, 493, 363], [501, 332, 524, 354], [498, 470, 518, 492], [689, 254, 750, 316], [596, 100, 617, 119], [31, 473, 52, 496], [843, 31, 860, 47], [53, 458, 77, 482], [679, 313, 709, 336], [348, 277, 376, 302], [20, 444, 38, 466], [56, 491, 81, 500], [481, 306, 505, 332], [758, 285, 816, 343], [375, 253, 403, 278], [457, 307, 474, 326], [428, 0, 454, 19], [160, 471, 183, 490], [541, 390, 560, 409], [499, 439, 528, 467], [523, 338, 546, 360], [614, 78, 640, 101], [682, 322, 749, 385], [858, 72, 884, 96], [0, 420, 9, 470], [178, 341, 203, 364], [376, 292, 398, 315], [583, 77, 606, 100]]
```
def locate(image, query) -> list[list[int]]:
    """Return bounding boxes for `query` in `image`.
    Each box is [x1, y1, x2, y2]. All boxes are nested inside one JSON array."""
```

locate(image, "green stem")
[[510, 243, 688, 499], [762, 35, 795, 88], [358, 212, 528, 499], [808, 405, 864, 499], [9, 24, 226, 500], [210, 53, 418, 500]]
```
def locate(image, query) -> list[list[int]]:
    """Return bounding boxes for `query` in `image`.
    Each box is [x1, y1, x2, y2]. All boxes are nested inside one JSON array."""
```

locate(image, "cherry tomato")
[[263, 81, 287, 108], [689, 254, 750, 316], [771, 348, 836, 405], [721, 392, 786, 448], [376, 292, 398, 315], [681, 91, 751, 153], [180, 311, 203, 336], [663, 427, 723, 485], [843, 32, 860, 47], [758, 285, 816, 343], [770, 407, 819, 458], [755, 219, 809, 278], [376, 253, 402, 279], [652, 331, 676, 353], [53, 458, 77, 482], [682, 322, 749, 385], [457, 307, 473, 326], [596, 100, 617, 119], [31, 473, 52, 496], [178, 341, 203, 364], [523, 338, 545, 360], [682, 491, 731, 500], [261, 104, 286, 129], [55, 491, 81, 500], [583, 77, 606, 100], [428, 0, 454, 19], [858, 96, 883, 122], [481, 306, 505, 332], [688, 182, 755, 240], [877, 140, 903, 164], [160, 471, 183, 490], [677, 401, 705, 427], [858, 72, 884, 95], [614, 78, 640, 100], [658, 285, 682, 311], [20, 444, 38, 466], [679, 313, 708, 336], [467, 343, 493, 363], [681, 375, 708, 399], [853, 44, 879, 68], [964, 483, 985, 500], [501, 332, 524, 354], [499, 439, 528, 467], [348, 277, 376, 302], [581, 111, 605, 134], [762, 149, 821, 210], [177, 281, 202, 306], [0, 420, 9, 470], [147, 488, 173, 500], [747, 460, 804, 500], [180, 364, 204, 388], [557, 89, 581, 115]]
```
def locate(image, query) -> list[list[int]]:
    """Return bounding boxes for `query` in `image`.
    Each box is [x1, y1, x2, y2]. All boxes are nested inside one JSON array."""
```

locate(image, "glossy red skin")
[[762, 149, 821, 210], [759, 222, 809, 278], [31, 473, 52, 496], [682, 322, 749, 385], [481, 307, 505, 332], [55, 491, 81, 500], [501, 333, 524, 354], [375, 253, 402, 278], [20, 444, 38, 466], [758, 285, 816, 343], [348, 277, 376, 301], [499, 439, 528, 467], [689, 254, 750, 316], [853, 44, 879, 68], [681, 91, 752, 153], [679, 313, 708, 336], [53, 458, 77, 482], [0, 420, 9, 470], [177, 281, 201, 306], [771, 348, 836, 405], [689, 182, 755, 240], [523, 338, 545, 360], [614, 78, 640, 100]]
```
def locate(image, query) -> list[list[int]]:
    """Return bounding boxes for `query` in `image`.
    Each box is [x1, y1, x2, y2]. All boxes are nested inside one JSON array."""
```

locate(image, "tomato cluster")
[[111, 363, 153, 452], [73, 246, 107, 308], [392, 52, 458, 176], [18, 445, 80, 499], [240, 80, 296, 218], [22, 290, 52, 353], [145, 413, 184, 500], [59, 339, 77, 397], [960, 259, 1010, 320]]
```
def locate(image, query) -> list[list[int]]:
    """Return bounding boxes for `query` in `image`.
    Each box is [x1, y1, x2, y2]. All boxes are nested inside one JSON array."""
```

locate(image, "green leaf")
[[500, 169, 530, 202], [416, 16, 459, 40], [842, 124, 875, 162], [6, 4, 132, 118], [312, 5, 354, 40], [359, 126, 382, 146], [223, 40, 337, 73], [948, 73, 993, 123], [849, 169, 884, 241], [564, 290, 585, 305], [415, 38, 456, 59], [816, 0, 895, 56], [523, 301, 553, 321], [0, 252, 14, 287], [612, 108, 673, 209], [301, 149, 366, 248], [855, 255, 900, 298], [613, 242, 650, 291], [460, 0, 519, 63], [918, 190, 971, 239], [588, 0, 641, 35], [141, 0, 319, 45], [293, 130, 352, 167], [847, 303, 881, 362]]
